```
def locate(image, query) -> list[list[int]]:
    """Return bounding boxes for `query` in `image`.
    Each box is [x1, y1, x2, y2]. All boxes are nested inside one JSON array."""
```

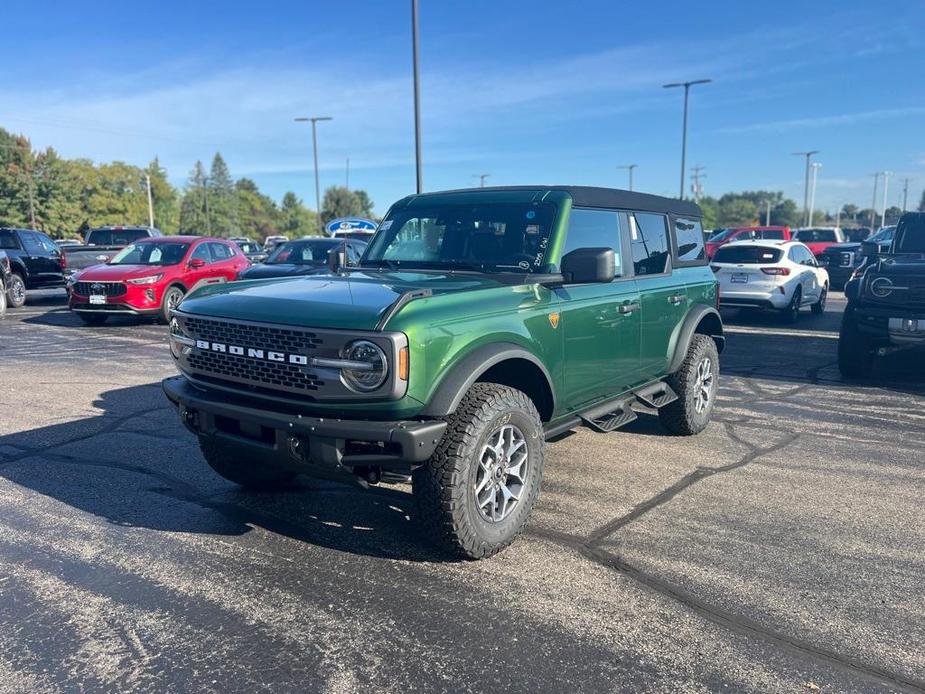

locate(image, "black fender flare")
[[421, 342, 556, 418], [668, 305, 725, 373]]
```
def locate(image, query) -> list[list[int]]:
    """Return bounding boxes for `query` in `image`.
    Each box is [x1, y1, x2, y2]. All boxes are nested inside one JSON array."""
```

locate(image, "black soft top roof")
[[405, 185, 702, 217]]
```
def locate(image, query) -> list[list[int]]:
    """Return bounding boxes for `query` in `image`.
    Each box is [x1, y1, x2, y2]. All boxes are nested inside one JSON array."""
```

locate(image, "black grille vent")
[[73, 281, 126, 297], [182, 316, 327, 392]]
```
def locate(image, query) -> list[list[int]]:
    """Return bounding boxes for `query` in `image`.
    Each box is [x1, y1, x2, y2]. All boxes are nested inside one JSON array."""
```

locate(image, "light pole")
[[763, 199, 773, 226], [808, 162, 821, 226], [689, 165, 706, 202], [144, 173, 155, 228], [472, 174, 490, 187], [881, 171, 892, 229], [411, 0, 423, 194], [663, 79, 712, 199], [902, 177, 911, 212], [617, 164, 638, 191], [869, 172, 881, 228], [294, 116, 333, 234], [792, 151, 819, 226]]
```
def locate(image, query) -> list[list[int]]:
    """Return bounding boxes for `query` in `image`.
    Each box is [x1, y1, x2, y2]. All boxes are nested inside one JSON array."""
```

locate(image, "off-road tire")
[[838, 309, 874, 379], [7, 273, 26, 308], [78, 312, 108, 326], [811, 284, 828, 315], [782, 287, 801, 323], [659, 334, 719, 436], [199, 437, 299, 490], [160, 286, 185, 324], [412, 383, 545, 560]]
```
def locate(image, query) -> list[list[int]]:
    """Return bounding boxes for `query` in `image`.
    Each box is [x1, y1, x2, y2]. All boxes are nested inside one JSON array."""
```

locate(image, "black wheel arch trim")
[[421, 342, 556, 419], [668, 305, 725, 374]]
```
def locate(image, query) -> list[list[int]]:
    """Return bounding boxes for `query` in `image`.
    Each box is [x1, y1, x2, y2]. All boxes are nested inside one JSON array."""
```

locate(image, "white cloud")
[[717, 107, 925, 135]]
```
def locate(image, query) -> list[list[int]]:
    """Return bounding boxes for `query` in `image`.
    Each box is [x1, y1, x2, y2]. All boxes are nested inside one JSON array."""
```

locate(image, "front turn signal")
[[398, 346, 409, 381]]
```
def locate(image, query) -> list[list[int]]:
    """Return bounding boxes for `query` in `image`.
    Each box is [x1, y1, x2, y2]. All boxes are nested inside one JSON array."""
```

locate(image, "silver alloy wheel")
[[166, 289, 182, 312], [694, 357, 715, 414], [475, 424, 528, 523], [10, 276, 25, 305], [818, 287, 827, 310]]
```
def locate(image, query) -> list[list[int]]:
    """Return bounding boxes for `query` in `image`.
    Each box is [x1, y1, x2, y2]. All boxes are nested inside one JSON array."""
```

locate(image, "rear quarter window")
[[0, 230, 20, 249], [672, 216, 706, 265]]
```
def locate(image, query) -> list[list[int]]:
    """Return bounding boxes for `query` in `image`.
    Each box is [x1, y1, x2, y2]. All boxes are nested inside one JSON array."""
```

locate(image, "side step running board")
[[634, 381, 678, 409], [580, 399, 637, 433]]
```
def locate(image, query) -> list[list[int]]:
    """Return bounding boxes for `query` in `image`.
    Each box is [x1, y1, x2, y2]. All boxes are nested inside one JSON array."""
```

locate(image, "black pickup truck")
[[818, 226, 895, 289], [62, 226, 164, 276], [839, 213, 925, 378], [0, 227, 67, 307]]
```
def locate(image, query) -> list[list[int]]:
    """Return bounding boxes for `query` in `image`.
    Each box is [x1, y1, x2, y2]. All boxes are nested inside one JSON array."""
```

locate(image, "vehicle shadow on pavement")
[[22, 310, 159, 329], [0, 383, 451, 563]]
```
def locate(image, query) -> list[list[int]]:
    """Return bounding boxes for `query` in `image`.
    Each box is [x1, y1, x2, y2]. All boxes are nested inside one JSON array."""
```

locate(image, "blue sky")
[[3, 1, 924, 216]]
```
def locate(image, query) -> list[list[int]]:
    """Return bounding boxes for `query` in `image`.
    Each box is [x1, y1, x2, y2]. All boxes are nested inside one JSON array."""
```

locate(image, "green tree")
[[235, 178, 282, 240], [207, 152, 238, 237], [320, 186, 376, 226], [0, 129, 36, 228], [281, 191, 318, 237], [717, 195, 759, 227], [84, 161, 150, 227], [179, 161, 211, 234], [841, 203, 859, 220]]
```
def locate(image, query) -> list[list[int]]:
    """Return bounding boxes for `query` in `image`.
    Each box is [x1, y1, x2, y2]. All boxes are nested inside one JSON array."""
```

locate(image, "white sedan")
[[712, 240, 829, 321]]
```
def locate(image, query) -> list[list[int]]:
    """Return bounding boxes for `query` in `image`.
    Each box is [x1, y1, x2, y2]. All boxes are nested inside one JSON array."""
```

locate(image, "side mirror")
[[327, 244, 347, 274], [561, 248, 615, 284], [859, 240, 880, 258], [189, 258, 206, 269]]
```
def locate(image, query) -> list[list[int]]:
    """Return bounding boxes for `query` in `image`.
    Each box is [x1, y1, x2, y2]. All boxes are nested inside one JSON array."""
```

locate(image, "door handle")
[[668, 294, 686, 305], [619, 302, 640, 314]]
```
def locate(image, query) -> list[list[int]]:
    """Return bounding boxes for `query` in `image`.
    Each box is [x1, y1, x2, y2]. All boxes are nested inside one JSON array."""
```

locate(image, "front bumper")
[[854, 306, 925, 346], [163, 375, 446, 482], [69, 283, 165, 314]]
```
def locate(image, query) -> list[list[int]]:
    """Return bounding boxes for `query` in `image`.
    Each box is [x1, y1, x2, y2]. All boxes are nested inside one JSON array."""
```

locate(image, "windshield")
[[109, 242, 189, 266], [796, 229, 837, 242], [362, 201, 558, 272], [713, 246, 783, 264], [266, 240, 337, 265], [894, 217, 925, 253], [868, 226, 895, 243], [238, 242, 261, 253], [707, 229, 733, 242]]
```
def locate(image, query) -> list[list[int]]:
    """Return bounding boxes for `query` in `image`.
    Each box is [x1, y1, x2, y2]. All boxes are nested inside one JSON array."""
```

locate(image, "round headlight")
[[870, 276, 892, 297], [341, 340, 388, 392]]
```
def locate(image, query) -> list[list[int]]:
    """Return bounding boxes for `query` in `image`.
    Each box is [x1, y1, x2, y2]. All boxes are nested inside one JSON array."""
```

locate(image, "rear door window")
[[0, 230, 21, 249], [209, 242, 233, 261], [20, 232, 44, 255], [629, 213, 670, 276], [562, 208, 622, 275], [672, 216, 706, 265]]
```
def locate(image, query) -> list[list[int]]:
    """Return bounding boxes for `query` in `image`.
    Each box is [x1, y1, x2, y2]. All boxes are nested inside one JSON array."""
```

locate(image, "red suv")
[[68, 236, 249, 324], [705, 226, 792, 258]]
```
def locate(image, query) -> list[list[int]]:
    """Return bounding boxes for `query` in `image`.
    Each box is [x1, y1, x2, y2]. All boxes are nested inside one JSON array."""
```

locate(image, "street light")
[[143, 173, 155, 228], [792, 151, 820, 226], [663, 79, 712, 199], [880, 171, 893, 229], [617, 164, 637, 191], [869, 172, 881, 228], [411, 0, 423, 193], [472, 174, 490, 187], [294, 116, 333, 234], [808, 162, 822, 226]]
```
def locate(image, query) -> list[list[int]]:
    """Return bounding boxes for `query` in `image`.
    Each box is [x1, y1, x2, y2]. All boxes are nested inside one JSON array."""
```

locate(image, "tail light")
[[59, 249, 68, 271], [761, 267, 790, 275]]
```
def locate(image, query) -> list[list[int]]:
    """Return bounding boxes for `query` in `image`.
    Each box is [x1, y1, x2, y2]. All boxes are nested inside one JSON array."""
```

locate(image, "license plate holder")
[[89, 294, 106, 305], [730, 273, 749, 284]]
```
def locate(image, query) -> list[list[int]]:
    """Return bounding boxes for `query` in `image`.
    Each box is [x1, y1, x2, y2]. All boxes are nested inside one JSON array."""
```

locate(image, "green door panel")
[[556, 280, 641, 412]]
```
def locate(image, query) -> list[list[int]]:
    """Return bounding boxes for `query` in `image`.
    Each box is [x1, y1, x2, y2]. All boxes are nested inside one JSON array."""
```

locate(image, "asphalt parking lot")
[[1, 290, 923, 693]]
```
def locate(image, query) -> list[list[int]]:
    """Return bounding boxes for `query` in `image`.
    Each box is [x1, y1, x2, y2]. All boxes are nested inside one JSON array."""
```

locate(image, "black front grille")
[[869, 283, 925, 309], [184, 316, 324, 354], [187, 351, 324, 391], [73, 281, 126, 297], [182, 316, 327, 393]]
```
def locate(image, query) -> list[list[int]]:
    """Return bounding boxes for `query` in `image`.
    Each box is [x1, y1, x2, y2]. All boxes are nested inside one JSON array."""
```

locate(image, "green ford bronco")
[[163, 186, 724, 558]]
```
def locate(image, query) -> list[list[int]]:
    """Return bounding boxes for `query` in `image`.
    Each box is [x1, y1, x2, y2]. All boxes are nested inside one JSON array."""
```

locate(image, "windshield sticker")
[[379, 220, 393, 231]]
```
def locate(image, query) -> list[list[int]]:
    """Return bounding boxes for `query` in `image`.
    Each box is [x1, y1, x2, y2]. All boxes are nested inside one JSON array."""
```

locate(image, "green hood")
[[177, 271, 506, 330]]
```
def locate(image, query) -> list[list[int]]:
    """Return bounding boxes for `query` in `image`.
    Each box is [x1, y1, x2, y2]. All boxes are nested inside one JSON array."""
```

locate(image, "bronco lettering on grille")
[[194, 339, 309, 365]]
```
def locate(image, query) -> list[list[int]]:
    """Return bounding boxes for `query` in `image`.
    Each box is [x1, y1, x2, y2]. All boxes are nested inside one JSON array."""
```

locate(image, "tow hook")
[[287, 435, 308, 463], [182, 407, 199, 432]]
